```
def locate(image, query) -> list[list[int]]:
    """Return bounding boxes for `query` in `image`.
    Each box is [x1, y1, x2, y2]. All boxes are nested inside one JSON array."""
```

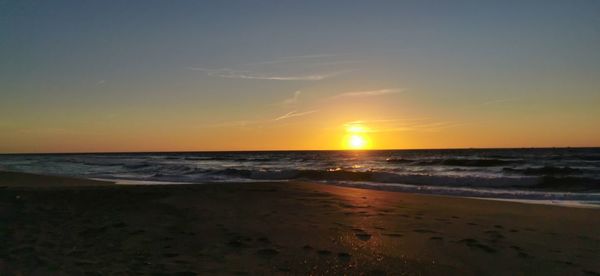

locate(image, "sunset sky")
[[1, 1, 599, 153]]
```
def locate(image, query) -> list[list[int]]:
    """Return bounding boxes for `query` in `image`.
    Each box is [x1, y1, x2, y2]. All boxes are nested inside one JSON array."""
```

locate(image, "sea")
[[1, 148, 600, 207]]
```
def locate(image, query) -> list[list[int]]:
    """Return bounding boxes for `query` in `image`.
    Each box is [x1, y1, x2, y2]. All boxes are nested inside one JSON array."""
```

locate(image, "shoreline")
[[6, 170, 597, 209], [2, 171, 600, 274]]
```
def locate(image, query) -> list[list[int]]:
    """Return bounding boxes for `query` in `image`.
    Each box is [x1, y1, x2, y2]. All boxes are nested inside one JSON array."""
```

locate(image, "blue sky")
[[1, 0, 599, 152]]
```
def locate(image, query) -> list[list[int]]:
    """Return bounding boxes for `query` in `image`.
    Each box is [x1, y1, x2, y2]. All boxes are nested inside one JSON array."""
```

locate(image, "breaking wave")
[[1, 148, 600, 205]]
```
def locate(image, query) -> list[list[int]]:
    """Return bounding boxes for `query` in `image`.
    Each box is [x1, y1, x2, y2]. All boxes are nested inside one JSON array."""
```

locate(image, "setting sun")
[[348, 134, 367, 149], [344, 123, 371, 149]]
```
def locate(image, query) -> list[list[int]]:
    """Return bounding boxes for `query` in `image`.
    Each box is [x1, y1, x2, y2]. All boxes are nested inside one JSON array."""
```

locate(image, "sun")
[[348, 134, 367, 149], [344, 123, 371, 150]]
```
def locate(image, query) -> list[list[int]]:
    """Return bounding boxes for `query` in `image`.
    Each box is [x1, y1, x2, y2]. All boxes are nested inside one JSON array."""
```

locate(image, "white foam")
[[467, 197, 600, 208], [331, 181, 600, 208]]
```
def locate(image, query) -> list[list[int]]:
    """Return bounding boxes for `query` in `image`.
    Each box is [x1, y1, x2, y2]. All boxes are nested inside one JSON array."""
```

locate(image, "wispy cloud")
[[274, 110, 318, 121], [330, 88, 403, 99], [188, 53, 356, 81], [280, 90, 302, 106], [344, 118, 463, 133], [188, 67, 350, 81], [208, 109, 318, 128]]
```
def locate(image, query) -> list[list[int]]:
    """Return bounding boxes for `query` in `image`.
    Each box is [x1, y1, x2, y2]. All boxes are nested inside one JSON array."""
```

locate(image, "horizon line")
[[1, 146, 598, 155]]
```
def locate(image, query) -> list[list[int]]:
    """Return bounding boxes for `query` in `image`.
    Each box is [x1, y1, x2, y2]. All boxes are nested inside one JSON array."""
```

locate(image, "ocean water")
[[1, 148, 600, 206]]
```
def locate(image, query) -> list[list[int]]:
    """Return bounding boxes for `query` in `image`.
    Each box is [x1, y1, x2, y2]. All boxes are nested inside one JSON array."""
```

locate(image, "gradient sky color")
[[1, 0, 599, 153]]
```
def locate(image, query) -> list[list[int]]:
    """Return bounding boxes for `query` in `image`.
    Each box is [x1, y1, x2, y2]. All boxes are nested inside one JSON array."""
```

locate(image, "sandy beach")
[[1, 171, 599, 275]]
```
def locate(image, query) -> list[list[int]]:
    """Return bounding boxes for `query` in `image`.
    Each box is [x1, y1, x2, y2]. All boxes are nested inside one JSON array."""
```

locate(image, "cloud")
[[188, 53, 356, 81], [274, 110, 318, 121], [188, 67, 350, 81], [330, 88, 403, 99], [343, 118, 463, 133], [207, 108, 317, 129], [280, 90, 301, 105]]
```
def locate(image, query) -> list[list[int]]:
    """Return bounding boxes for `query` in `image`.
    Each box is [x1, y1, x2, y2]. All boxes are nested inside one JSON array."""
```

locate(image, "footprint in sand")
[[582, 269, 600, 276], [337, 252, 351, 261], [413, 229, 438, 234], [317, 249, 332, 256], [457, 238, 496, 253], [355, 233, 372, 241], [352, 228, 372, 241], [484, 230, 505, 244], [510, 245, 532, 259]]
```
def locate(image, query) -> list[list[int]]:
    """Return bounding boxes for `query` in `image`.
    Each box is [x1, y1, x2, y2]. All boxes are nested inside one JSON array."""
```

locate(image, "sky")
[[1, 0, 599, 153]]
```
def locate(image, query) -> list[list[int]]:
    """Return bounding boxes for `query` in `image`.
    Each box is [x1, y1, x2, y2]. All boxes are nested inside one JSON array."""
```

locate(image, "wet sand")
[[1, 171, 599, 275]]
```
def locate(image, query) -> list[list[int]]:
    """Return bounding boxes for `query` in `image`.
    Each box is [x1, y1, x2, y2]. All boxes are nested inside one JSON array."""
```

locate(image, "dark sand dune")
[[1, 171, 599, 275]]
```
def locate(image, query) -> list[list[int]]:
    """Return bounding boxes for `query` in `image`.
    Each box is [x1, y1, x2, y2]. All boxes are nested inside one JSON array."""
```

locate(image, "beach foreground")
[[1, 172, 599, 275]]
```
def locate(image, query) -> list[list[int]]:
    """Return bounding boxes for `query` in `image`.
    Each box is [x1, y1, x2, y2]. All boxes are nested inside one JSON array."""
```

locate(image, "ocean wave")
[[548, 155, 600, 161], [415, 158, 519, 167], [385, 157, 520, 167], [333, 182, 600, 204], [185, 156, 224, 161], [182, 156, 274, 162], [206, 168, 540, 188], [123, 163, 154, 170], [503, 166, 583, 176], [2, 149, 599, 198], [535, 176, 600, 190], [385, 158, 414, 163]]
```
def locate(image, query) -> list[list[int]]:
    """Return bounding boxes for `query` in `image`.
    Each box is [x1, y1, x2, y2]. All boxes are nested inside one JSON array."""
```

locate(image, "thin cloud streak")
[[330, 88, 403, 99], [280, 90, 301, 106], [209, 109, 318, 128], [344, 118, 463, 133], [274, 110, 318, 121], [188, 67, 350, 81]]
